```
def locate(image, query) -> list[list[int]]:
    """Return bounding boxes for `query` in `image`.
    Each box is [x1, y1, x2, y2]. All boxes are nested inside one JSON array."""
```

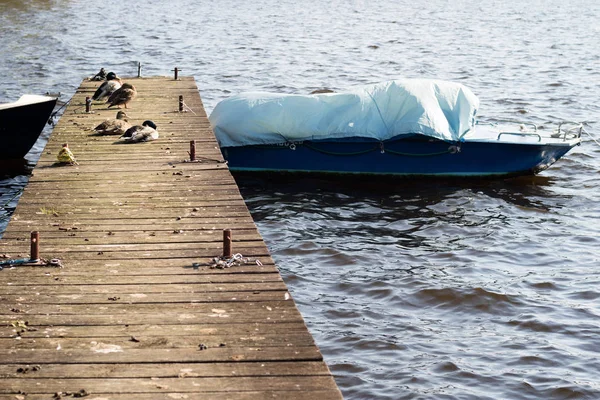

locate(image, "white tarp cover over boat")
[[210, 79, 480, 147]]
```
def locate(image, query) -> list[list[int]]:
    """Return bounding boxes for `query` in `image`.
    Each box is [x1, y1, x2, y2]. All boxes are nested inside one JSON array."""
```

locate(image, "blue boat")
[[209, 80, 582, 178]]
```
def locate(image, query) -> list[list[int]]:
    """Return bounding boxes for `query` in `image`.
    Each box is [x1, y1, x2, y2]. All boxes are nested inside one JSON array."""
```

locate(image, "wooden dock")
[[0, 77, 342, 399]]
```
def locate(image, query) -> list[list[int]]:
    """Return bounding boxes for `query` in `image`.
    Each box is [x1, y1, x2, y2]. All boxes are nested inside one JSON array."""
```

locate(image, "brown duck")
[[93, 111, 131, 135], [107, 83, 137, 109]]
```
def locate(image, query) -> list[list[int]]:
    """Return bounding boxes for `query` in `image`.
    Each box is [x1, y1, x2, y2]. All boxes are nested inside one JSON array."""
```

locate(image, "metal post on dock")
[[179, 95, 184, 112], [223, 229, 232, 258], [173, 67, 179, 80], [137, 62, 141, 78], [85, 97, 91, 113], [189, 140, 196, 161], [30, 231, 40, 262]]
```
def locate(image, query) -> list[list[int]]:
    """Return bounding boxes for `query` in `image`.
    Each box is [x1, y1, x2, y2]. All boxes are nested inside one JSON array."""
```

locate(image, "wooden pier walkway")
[[0, 77, 342, 399]]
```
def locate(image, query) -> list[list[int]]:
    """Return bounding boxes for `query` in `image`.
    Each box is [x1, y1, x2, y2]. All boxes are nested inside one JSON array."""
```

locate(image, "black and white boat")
[[0, 94, 58, 159]]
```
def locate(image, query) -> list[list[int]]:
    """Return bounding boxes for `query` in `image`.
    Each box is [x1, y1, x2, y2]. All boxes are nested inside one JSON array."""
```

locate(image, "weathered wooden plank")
[[0, 321, 310, 339], [0, 260, 275, 272], [1, 301, 302, 321], [0, 376, 338, 394], [0, 331, 314, 351], [0, 311, 303, 326], [0, 392, 343, 400], [0, 231, 263, 244], [0, 282, 289, 295], [0, 248, 270, 262], [0, 272, 281, 285], [10, 196, 244, 206], [0, 312, 302, 328], [6, 215, 254, 224], [0, 346, 323, 364], [32, 156, 225, 167], [4, 220, 258, 233], [23, 176, 235, 185], [0, 272, 278, 283], [40, 139, 220, 149], [1, 332, 316, 350], [0, 264, 277, 276], [3, 209, 252, 222], [0, 292, 289, 308], [21, 180, 236, 189], [0, 238, 262, 249], [0, 240, 267, 253], [0, 361, 330, 379], [11, 202, 249, 213], [0, 379, 339, 399], [9, 207, 250, 218], [24, 168, 234, 183], [7, 193, 246, 206]]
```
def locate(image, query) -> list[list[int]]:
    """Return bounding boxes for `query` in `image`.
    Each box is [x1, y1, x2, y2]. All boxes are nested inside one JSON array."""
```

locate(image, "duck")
[[57, 143, 78, 165], [120, 120, 158, 142], [106, 82, 137, 109], [93, 111, 131, 135], [91, 72, 122, 101], [90, 68, 107, 81]]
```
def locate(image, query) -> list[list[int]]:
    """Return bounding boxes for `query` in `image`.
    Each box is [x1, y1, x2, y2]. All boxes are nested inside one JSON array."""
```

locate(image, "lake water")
[[1, 0, 599, 398]]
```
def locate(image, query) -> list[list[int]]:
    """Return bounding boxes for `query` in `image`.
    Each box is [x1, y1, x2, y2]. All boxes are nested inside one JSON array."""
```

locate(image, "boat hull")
[[220, 136, 580, 178], [0, 96, 57, 159]]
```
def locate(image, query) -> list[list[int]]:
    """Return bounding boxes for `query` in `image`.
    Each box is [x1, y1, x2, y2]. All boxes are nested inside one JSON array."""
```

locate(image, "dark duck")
[[92, 72, 122, 101], [120, 120, 158, 142]]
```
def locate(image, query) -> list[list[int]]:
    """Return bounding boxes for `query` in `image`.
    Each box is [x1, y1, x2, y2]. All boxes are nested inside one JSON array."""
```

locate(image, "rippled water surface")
[[1, 0, 599, 398]]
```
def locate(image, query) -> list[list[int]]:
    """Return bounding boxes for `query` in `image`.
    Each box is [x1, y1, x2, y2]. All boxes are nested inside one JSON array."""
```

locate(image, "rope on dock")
[[192, 253, 263, 270], [0, 258, 63, 270], [181, 100, 197, 115], [210, 253, 263, 269]]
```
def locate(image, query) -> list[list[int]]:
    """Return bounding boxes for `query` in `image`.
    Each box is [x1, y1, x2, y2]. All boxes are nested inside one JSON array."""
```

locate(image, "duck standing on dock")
[[93, 111, 131, 135], [120, 120, 158, 142], [91, 72, 122, 101], [107, 82, 137, 109]]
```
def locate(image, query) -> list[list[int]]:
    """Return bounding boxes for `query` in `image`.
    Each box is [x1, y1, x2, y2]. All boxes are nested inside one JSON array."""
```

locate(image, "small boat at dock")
[[0, 94, 58, 160], [210, 79, 582, 178]]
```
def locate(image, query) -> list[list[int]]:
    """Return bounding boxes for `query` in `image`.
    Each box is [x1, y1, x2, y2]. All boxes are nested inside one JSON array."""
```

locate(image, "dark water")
[[1, 0, 600, 398]]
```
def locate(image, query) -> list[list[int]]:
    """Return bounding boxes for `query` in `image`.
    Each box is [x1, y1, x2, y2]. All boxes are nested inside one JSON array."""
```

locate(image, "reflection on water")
[[236, 172, 599, 399], [237, 173, 563, 218], [0, 171, 30, 228], [237, 172, 579, 286], [0, 158, 33, 177]]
